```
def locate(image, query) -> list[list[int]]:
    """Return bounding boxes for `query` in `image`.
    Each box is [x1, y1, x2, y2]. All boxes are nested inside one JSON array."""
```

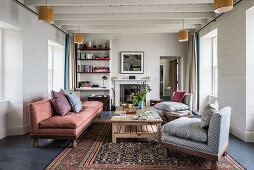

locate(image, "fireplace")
[[120, 84, 142, 104], [113, 79, 151, 107]]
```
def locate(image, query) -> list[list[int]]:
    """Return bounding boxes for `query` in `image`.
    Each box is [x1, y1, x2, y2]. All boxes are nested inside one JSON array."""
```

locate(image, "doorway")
[[160, 56, 181, 101]]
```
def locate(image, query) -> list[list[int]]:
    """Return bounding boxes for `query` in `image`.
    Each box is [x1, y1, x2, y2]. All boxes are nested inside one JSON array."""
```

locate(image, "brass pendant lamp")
[[214, 0, 233, 13], [38, 0, 54, 23], [179, 19, 188, 42], [74, 26, 84, 44]]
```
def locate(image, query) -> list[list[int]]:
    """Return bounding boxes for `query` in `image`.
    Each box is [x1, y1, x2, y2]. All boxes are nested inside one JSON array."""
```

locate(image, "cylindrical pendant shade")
[[179, 30, 189, 42], [214, 0, 233, 13], [74, 33, 84, 44], [38, 6, 54, 23]]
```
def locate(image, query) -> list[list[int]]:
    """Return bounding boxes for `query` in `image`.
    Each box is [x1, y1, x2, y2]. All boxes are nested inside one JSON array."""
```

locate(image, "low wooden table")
[[110, 106, 163, 143], [165, 111, 193, 122]]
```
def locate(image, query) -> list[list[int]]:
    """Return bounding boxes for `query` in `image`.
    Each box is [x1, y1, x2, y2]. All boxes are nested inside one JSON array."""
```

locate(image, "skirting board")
[[7, 123, 30, 136], [0, 127, 8, 139], [230, 126, 254, 142]]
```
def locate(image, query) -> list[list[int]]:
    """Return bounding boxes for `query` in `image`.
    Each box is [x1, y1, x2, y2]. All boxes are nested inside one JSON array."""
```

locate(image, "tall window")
[[48, 45, 53, 94], [212, 37, 218, 96], [0, 28, 2, 100]]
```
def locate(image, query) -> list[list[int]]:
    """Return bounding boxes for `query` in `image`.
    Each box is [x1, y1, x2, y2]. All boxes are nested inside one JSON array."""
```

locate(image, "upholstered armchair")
[[162, 107, 231, 170], [154, 93, 193, 118]]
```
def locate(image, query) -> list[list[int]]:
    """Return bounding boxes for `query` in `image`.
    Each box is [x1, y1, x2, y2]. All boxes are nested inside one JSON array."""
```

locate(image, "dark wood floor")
[[0, 111, 253, 170]]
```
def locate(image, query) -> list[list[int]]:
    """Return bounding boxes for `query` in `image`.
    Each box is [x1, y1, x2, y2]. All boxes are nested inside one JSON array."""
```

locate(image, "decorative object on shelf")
[[88, 42, 92, 48], [93, 45, 97, 49], [179, 19, 188, 42], [92, 85, 99, 88], [38, 0, 54, 23], [79, 81, 90, 88], [129, 76, 136, 79], [121, 51, 144, 74], [142, 76, 150, 80], [105, 42, 108, 48], [99, 45, 103, 48], [132, 84, 151, 109], [102, 76, 108, 88], [78, 65, 109, 73], [214, 0, 233, 13]]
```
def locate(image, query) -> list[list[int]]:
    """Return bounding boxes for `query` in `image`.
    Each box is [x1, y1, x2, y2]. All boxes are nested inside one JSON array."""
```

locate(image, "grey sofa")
[[162, 107, 231, 170], [154, 93, 193, 115]]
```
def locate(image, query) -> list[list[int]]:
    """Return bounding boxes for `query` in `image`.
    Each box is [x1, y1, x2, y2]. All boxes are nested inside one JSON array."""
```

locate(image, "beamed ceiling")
[[24, 0, 215, 34]]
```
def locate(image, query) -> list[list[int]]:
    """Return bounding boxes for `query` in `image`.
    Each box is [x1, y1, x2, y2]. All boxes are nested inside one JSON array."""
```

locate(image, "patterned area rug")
[[46, 118, 244, 170]]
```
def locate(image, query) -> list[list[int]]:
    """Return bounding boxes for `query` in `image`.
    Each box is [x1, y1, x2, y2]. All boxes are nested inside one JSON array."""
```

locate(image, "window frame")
[[0, 28, 3, 100], [48, 45, 53, 94], [212, 36, 218, 96]]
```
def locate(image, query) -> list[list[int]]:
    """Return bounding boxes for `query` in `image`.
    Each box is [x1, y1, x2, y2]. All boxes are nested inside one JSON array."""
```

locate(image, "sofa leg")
[[164, 148, 169, 158], [223, 151, 228, 156], [211, 161, 218, 170], [33, 139, 39, 148], [72, 139, 77, 148]]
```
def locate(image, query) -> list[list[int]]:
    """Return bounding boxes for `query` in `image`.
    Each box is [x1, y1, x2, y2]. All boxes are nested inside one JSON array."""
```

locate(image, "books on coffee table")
[[130, 110, 161, 120]]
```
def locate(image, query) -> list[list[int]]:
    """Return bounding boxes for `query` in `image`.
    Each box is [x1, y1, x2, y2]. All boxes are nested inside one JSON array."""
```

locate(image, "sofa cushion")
[[154, 101, 188, 112], [171, 90, 186, 103], [67, 93, 82, 113], [39, 106, 100, 129], [201, 104, 218, 128], [163, 117, 208, 143], [51, 90, 71, 116], [62, 89, 75, 95]]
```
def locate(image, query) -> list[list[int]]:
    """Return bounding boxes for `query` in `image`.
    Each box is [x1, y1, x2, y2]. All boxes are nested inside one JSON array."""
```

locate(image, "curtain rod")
[[11, 0, 69, 35], [196, 0, 243, 33]]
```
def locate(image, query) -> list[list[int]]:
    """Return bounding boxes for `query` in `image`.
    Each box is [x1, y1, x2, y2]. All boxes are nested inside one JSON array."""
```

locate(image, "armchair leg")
[[164, 148, 169, 158], [72, 139, 77, 148], [33, 139, 39, 148], [211, 161, 218, 170]]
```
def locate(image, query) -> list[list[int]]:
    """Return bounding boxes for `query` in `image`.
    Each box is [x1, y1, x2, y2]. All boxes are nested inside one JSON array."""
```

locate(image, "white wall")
[[199, 0, 254, 142], [0, 100, 8, 139], [83, 33, 187, 101], [0, 0, 66, 138]]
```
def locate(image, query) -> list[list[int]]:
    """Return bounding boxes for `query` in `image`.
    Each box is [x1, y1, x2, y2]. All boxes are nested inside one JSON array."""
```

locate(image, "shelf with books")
[[78, 48, 110, 51], [77, 72, 111, 73], [77, 58, 110, 60]]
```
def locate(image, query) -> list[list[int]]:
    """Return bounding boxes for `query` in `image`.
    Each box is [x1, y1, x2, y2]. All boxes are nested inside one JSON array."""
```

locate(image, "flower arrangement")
[[132, 83, 152, 109]]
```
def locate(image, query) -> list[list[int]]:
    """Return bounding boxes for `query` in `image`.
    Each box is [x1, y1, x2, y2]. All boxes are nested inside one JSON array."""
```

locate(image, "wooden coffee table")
[[110, 106, 163, 143]]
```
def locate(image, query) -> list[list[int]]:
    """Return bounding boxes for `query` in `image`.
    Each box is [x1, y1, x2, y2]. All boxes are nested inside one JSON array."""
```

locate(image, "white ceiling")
[[24, 0, 215, 34]]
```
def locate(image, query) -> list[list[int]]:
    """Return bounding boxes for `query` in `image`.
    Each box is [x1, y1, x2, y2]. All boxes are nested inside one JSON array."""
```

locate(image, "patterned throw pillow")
[[200, 104, 218, 128], [62, 89, 75, 95], [51, 90, 71, 116], [67, 93, 82, 113]]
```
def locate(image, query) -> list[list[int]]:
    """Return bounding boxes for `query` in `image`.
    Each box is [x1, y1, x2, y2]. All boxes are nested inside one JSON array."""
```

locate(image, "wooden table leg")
[[112, 123, 117, 143], [157, 123, 161, 143]]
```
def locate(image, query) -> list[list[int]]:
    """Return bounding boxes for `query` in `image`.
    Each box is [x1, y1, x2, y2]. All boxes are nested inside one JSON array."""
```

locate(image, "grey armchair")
[[162, 107, 231, 170], [154, 93, 193, 116]]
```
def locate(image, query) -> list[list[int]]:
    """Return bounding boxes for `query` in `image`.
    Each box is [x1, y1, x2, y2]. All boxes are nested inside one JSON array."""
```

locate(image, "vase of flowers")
[[132, 83, 151, 109]]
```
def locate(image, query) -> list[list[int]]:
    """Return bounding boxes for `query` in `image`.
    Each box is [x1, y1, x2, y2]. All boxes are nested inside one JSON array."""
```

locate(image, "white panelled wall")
[[199, 1, 254, 142], [0, 0, 66, 139], [83, 33, 187, 103]]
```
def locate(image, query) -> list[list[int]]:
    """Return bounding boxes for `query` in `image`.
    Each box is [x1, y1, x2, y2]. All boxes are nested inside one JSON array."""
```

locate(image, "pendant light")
[[214, 0, 233, 13], [38, 0, 54, 23], [179, 19, 188, 42], [74, 26, 84, 44]]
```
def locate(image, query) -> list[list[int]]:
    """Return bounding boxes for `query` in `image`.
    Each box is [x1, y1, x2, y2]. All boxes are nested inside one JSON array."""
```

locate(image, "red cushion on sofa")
[[171, 90, 186, 103]]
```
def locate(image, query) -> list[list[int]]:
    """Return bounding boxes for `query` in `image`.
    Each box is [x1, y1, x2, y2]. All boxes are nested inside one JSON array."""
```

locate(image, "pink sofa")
[[29, 99, 103, 148]]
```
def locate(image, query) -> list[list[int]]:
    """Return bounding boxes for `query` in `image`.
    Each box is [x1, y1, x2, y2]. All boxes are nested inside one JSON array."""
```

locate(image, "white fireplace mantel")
[[113, 79, 151, 107]]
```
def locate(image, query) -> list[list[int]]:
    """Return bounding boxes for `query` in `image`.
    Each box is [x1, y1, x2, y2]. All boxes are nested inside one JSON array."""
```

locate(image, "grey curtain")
[[67, 35, 76, 89], [185, 34, 197, 111]]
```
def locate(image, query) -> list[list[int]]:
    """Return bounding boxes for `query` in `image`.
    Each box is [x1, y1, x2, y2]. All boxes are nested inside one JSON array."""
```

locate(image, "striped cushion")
[[67, 93, 82, 113], [163, 117, 208, 143]]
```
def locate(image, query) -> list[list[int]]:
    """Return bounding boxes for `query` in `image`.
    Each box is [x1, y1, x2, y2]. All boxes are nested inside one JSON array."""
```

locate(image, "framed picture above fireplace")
[[120, 51, 144, 74]]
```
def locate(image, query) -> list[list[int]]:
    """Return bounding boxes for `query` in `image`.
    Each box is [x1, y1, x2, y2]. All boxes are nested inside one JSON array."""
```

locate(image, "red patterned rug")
[[46, 118, 244, 170]]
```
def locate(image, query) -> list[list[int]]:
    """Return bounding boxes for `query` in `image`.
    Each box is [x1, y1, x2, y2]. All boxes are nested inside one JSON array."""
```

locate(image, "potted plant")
[[132, 84, 151, 109]]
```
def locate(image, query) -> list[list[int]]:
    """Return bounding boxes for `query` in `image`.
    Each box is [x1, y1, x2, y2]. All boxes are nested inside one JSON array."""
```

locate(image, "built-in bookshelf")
[[75, 39, 112, 109]]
